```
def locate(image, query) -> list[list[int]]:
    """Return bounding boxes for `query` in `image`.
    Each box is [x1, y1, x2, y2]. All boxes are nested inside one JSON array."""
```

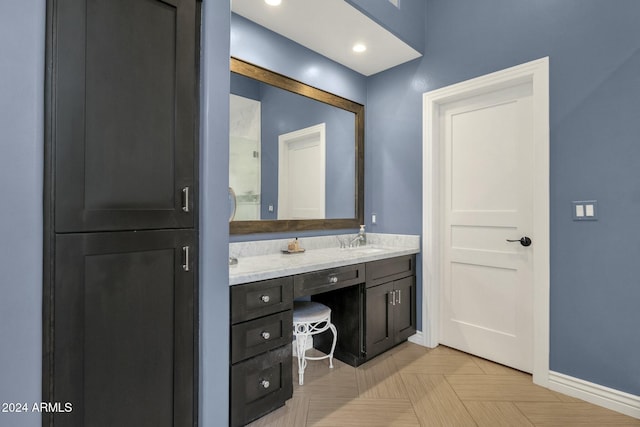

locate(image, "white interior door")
[[278, 123, 325, 219], [440, 82, 534, 373]]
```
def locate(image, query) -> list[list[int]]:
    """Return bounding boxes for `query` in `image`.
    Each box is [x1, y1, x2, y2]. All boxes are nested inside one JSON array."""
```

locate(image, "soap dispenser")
[[358, 225, 366, 246]]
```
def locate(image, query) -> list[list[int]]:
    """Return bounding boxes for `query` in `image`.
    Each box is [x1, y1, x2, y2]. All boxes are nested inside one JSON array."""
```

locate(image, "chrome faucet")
[[349, 235, 364, 248]]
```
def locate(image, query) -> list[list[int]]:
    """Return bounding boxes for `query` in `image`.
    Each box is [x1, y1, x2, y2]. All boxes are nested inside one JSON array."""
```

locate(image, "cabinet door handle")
[[182, 186, 190, 212], [329, 275, 338, 284], [389, 290, 395, 306], [398, 289, 401, 304], [261, 331, 271, 340], [260, 295, 270, 303], [182, 246, 190, 272], [260, 379, 270, 389]]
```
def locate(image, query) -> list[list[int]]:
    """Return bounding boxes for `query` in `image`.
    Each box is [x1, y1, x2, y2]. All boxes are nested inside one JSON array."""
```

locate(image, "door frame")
[[421, 57, 550, 386]]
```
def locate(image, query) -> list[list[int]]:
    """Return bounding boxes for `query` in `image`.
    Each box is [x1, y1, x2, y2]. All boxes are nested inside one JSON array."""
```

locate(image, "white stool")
[[292, 301, 337, 385]]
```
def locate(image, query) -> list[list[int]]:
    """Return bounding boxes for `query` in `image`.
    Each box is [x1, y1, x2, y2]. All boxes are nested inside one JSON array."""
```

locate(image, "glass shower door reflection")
[[230, 94, 261, 220]]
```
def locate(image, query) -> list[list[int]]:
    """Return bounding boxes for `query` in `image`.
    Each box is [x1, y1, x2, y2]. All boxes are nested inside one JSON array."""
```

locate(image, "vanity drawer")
[[231, 276, 293, 324], [366, 255, 415, 288], [230, 344, 293, 427], [231, 310, 293, 364], [294, 263, 365, 297]]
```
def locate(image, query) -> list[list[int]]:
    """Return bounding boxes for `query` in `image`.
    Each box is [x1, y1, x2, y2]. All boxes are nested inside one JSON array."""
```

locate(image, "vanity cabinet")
[[230, 277, 293, 427], [229, 254, 416, 425], [365, 255, 416, 359]]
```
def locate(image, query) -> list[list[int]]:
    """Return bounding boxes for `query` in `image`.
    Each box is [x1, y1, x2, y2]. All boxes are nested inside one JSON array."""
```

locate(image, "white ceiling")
[[231, 0, 422, 76]]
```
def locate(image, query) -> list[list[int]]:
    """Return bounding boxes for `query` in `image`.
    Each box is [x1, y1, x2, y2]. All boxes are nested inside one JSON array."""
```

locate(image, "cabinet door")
[[53, 230, 195, 427], [53, 0, 197, 232], [393, 276, 416, 344], [365, 281, 395, 358]]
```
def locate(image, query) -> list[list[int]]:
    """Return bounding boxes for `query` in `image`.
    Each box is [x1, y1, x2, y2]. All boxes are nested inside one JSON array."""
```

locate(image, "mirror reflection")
[[229, 58, 364, 235], [230, 72, 356, 221]]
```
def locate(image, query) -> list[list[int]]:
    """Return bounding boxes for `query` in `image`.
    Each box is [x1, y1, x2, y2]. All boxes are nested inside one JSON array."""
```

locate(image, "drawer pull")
[[260, 379, 270, 389], [260, 295, 270, 303], [261, 331, 271, 340], [182, 246, 190, 272], [182, 186, 190, 213], [329, 275, 338, 284]]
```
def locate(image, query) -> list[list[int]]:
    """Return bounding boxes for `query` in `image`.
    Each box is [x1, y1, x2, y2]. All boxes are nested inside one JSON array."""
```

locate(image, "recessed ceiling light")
[[264, 0, 281, 6], [352, 43, 367, 53]]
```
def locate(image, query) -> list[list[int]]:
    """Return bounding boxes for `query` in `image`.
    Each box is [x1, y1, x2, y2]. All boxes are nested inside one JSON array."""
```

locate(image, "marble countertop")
[[229, 233, 420, 285]]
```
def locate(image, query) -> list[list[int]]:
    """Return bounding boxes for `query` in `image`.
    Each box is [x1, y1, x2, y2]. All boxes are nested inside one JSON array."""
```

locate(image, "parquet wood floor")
[[247, 342, 639, 426]]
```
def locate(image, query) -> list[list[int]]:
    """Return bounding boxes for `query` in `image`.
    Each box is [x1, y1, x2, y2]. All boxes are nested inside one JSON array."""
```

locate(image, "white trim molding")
[[421, 57, 550, 385], [549, 371, 640, 419], [407, 331, 424, 346]]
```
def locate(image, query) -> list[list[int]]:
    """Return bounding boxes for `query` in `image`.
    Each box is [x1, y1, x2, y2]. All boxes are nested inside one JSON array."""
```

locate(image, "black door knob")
[[506, 236, 532, 247]]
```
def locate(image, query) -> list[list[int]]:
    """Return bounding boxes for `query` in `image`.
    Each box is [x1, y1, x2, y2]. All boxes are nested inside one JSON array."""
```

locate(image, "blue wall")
[[0, 2, 45, 426], [199, 0, 231, 425], [230, 71, 261, 99], [367, 0, 640, 396]]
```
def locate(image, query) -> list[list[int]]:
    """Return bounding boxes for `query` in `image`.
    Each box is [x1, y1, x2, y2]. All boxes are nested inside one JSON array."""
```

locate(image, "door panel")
[[441, 83, 534, 372], [450, 263, 517, 335], [394, 276, 416, 343], [365, 282, 394, 358], [450, 101, 521, 212], [54, 0, 196, 232], [53, 230, 195, 427]]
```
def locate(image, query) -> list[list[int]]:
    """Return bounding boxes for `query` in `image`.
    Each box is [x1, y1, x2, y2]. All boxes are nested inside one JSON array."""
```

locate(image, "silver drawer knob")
[[260, 295, 270, 303], [261, 331, 271, 340], [260, 379, 270, 389], [329, 276, 338, 284]]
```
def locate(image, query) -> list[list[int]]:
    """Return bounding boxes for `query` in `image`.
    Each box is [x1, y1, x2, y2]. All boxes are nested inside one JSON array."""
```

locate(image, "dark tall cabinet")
[[44, 0, 200, 426]]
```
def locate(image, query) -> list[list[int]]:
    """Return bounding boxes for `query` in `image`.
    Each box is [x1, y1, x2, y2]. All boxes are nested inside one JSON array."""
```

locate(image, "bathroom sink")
[[344, 247, 385, 254]]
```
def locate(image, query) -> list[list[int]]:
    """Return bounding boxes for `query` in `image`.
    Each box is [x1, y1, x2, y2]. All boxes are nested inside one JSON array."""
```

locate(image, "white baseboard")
[[408, 331, 439, 349], [408, 331, 426, 346], [549, 371, 640, 419]]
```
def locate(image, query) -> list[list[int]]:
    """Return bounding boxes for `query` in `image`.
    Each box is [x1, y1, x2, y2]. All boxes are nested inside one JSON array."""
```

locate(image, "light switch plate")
[[572, 200, 598, 221]]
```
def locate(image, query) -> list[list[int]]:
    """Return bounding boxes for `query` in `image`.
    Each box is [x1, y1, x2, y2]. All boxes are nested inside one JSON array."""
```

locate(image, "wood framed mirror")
[[229, 57, 364, 234]]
